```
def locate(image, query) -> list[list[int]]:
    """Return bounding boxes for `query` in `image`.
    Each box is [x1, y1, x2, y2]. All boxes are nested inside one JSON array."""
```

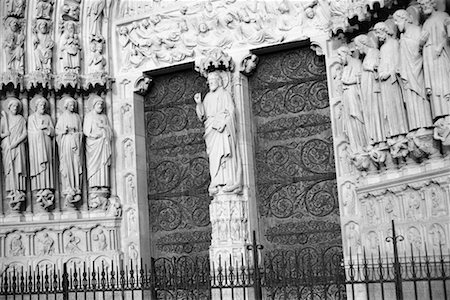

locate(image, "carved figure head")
[[374, 22, 393, 42], [119, 26, 129, 35], [336, 45, 350, 65], [418, 0, 436, 15], [7, 98, 22, 115], [64, 97, 77, 112], [65, 21, 76, 35], [207, 72, 222, 92], [305, 7, 315, 19], [37, 19, 50, 34], [178, 20, 188, 32], [35, 97, 48, 115], [199, 22, 209, 33], [353, 35, 369, 53], [278, 2, 289, 14], [393, 10, 412, 33], [149, 14, 161, 25], [92, 96, 105, 114], [5, 17, 19, 32]]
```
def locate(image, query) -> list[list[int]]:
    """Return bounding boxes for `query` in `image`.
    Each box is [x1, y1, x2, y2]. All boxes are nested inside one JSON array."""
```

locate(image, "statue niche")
[[83, 95, 112, 208], [56, 97, 83, 207], [194, 71, 242, 195], [1, 98, 27, 211]]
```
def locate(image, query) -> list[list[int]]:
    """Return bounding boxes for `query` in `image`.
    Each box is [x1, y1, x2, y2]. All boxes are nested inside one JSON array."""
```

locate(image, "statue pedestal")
[[209, 192, 252, 299]]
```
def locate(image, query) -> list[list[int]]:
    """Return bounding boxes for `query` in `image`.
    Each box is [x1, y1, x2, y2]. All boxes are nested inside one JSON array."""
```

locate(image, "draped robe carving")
[[195, 72, 242, 195], [1, 101, 27, 193], [83, 99, 112, 190], [56, 99, 83, 203], [420, 9, 450, 120], [28, 101, 54, 191]]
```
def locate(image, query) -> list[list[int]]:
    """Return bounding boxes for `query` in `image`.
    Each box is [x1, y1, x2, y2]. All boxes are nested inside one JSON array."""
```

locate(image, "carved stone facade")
[[0, 0, 122, 270], [1, 1, 449, 287]]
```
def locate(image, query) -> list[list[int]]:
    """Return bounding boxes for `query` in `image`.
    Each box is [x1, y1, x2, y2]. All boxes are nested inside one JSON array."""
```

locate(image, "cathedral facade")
[[1, 3, 450, 296]]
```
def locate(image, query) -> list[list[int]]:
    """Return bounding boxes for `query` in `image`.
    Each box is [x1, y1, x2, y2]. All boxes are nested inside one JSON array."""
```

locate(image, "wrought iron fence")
[[1, 222, 450, 300]]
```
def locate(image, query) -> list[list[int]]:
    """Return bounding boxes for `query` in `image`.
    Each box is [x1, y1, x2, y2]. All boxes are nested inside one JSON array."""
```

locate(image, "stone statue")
[[36, 0, 53, 20], [38, 233, 54, 255], [418, 0, 450, 121], [93, 229, 107, 251], [87, 0, 108, 38], [9, 234, 25, 256], [59, 21, 81, 72], [32, 19, 54, 73], [194, 72, 242, 195], [337, 45, 367, 153], [87, 39, 106, 73], [83, 96, 112, 200], [393, 9, 433, 130], [28, 97, 55, 203], [353, 34, 385, 145], [374, 21, 409, 138], [3, 17, 25, 73], [55, 97, 83, 206], [6, 0, 25, 17], [65, 231, 81, 253], [1, 98, 27, 211]]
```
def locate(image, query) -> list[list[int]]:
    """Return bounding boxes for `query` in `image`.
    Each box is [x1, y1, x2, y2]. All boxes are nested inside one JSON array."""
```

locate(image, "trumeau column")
[[193, 49, 252, 267]]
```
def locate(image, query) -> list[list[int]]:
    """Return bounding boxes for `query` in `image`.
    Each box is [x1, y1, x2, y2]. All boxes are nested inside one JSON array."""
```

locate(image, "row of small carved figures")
[[5, 230, 109, 258], [336, 3, 450, 164]]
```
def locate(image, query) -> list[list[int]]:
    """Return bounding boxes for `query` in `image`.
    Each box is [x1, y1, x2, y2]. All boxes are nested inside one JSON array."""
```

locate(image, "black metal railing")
[[1, 221, 450, 300]]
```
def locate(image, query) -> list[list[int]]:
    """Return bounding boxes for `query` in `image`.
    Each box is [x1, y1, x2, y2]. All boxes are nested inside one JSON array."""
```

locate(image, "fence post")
[[62, 263, 69, 300], [150, 257, 158, 300], [386, 220, 404, 300], [247, 230, 263, 300]]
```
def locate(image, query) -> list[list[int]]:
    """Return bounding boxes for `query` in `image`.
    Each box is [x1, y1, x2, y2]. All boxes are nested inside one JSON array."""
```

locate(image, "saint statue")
[[3, 17, 25, 73], [83, 96, 112, 194], [374, 21, 409, 138], [337, 45, 367, 153], [1, 98, 27, 210], [36, 0, 53, 20], [32, 19, 54, 73], [194, 71, 242, 195], [354, 34, 385, 145], [28, 97, 55, 194], [55, 97, 83, 206], [59, 21, 81, 72], [418, 0, 450, 121], [87, 0, 108, 39], [393, 9, 433, 130], [87, 39, 106, 73]]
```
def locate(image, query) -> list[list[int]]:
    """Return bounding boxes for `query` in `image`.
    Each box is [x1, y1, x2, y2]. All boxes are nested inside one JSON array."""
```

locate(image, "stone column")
[[194, 49, 255, 299]]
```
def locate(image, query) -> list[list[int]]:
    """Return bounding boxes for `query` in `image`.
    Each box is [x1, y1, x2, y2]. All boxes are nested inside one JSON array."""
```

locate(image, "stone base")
[[209, 192, 250, 266]]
